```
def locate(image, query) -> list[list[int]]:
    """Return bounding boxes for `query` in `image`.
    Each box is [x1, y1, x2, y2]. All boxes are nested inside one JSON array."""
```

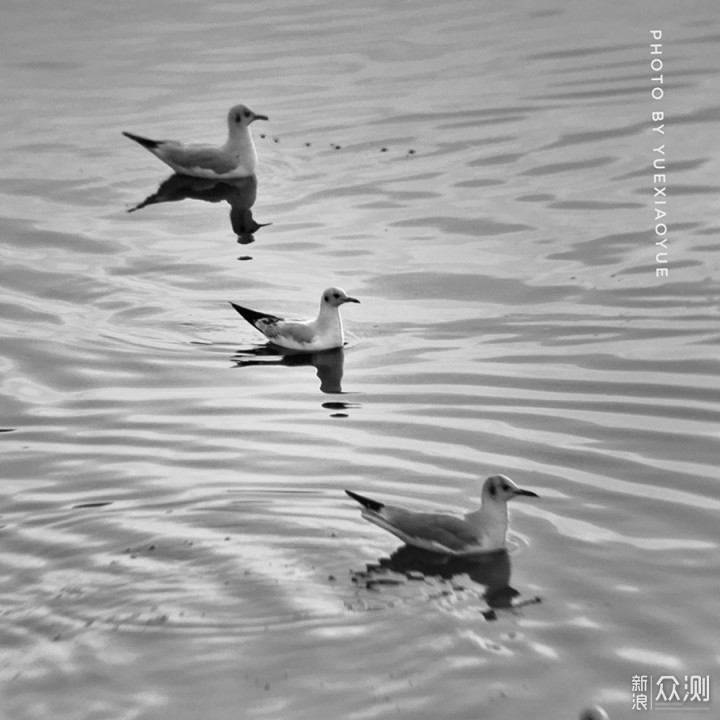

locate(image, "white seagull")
[[122, 104, 268, 179], [230, 287, 360, 353], [345, 475, 539, 555]]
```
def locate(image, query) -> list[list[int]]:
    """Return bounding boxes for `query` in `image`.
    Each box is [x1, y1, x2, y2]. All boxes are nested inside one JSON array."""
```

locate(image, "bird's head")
[[482, 474, 539, 503], [228, 104, 269, 130], [321, 287, 360, 308]]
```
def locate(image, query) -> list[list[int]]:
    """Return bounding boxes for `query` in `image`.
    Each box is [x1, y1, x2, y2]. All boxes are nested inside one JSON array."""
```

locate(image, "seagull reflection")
[[352, 546, 540, 616], [232, 345, 349, 394], [384, 546, 517, 610], [127, 173, 270, 241]]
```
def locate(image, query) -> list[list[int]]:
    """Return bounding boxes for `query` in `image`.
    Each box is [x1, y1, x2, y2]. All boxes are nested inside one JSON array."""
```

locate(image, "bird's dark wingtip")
[[122, 131, 160, 150], [345, 489, 384, 512], [229, 302, 282, 328], [229, 301, 253, 322]]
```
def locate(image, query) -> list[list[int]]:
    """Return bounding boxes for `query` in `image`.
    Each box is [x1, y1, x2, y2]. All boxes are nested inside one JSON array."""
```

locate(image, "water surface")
[[1, 1, 719, 719]]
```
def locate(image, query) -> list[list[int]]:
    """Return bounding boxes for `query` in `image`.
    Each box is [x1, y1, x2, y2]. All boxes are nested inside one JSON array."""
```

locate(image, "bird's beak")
[[341, 296, 360, 304], [514, 488, 539, 498], [250, 113, 269, 123]]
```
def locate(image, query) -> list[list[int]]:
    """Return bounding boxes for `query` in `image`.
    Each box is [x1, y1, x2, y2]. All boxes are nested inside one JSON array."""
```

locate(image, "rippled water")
[[1, 1, 719, 718]]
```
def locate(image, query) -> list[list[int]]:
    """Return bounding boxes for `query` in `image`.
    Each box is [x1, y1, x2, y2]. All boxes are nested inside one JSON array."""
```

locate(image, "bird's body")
[[123, 104, 268, 179], [345, 475, 539, 555], [230, 287, 360, 353]]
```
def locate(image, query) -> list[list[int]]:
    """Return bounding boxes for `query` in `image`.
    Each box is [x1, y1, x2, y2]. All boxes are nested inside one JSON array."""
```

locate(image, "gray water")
[[1, 1, 719, 719]]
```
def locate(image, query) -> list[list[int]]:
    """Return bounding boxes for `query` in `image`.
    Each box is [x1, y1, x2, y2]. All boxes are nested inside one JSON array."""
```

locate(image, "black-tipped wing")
[[230, 302, 284, 329], [122, 131, 162, 150], [345, 490, 384, 512], [229, 303, 321, 348], [347, 490, 485, 553]]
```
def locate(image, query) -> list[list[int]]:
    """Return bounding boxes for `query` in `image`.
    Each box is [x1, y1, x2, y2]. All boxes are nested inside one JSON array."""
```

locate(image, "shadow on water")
[[352, 547, 540, 618], [127, 173, 271, 242], [232, 345, 361, 398]]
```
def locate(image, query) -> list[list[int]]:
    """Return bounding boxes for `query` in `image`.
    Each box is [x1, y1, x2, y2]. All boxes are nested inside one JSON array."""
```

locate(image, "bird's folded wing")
[[368, 508, 480, 552], [265, 320, 318, 344], [161, 144, 239, 174]]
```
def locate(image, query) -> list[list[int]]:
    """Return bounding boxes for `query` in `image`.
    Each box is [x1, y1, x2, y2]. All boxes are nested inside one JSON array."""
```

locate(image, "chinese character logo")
[[631, 673, 711, 711], [632, 675, 650, 711]]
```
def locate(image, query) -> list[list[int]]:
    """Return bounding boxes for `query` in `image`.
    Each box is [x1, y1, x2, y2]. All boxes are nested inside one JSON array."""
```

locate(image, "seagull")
[[230, 287, 360, 353], [122, 104, 269, 179], [345, 475, 539, 555]]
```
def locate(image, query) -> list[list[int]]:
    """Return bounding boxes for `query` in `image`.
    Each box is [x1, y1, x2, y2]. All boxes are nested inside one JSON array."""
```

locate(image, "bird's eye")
[[333, 292, 340, 299], [243, 110, 251, 118]]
